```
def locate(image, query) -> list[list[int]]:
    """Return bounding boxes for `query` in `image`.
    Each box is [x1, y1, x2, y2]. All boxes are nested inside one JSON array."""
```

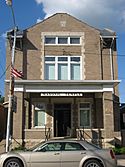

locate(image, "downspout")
[[109, 37, 114, 80], [100, 37, 104, 80], [110, 38, 115, 96]]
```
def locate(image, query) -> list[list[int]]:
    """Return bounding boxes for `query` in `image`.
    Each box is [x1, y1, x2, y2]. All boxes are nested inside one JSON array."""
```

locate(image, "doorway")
[[54, 103, 71, 137]]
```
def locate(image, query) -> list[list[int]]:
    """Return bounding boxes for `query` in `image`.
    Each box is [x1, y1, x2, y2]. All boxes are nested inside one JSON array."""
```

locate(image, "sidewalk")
[[116, 155, 125, 167]]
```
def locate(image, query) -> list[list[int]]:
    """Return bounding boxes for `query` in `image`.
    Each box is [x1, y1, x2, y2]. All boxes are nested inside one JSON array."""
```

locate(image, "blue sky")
[[0, 0, 125, 103]]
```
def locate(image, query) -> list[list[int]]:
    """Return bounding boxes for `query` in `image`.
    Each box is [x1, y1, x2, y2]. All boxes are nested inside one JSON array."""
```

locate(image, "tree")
[[0, 95, 4, 103]]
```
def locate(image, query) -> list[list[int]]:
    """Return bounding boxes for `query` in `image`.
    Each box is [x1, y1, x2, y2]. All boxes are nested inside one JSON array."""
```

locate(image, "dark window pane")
[[58, 57, 68, 61], [45, 37, 55, 44], [58, 37, 68, 44], [45, 57, 55, 61], [71, 57, 80, 62], [70, 38, 80, 44], [80, 103, 90, 108]]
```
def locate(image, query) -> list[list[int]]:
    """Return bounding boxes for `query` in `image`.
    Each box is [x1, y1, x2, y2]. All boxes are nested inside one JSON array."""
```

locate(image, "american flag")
[[11, 67, 23, 79], [5, 0, 12, 6]]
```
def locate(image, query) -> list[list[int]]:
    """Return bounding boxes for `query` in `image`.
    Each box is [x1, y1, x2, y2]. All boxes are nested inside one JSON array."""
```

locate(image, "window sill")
[[76, 128, 104, 131], [24, 128, 45, 132], [45, 44, 81, 46]]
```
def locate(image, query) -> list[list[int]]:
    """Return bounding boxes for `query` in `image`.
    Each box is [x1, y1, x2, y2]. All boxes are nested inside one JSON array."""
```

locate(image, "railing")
[[76, 128, 92, 140], [76, 128, 104, 147], [45, 125, 51, 141]]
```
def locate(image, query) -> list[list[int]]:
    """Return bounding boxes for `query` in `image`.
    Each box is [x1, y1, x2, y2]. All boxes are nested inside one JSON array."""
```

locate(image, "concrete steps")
[[0, 140, 5, 153]]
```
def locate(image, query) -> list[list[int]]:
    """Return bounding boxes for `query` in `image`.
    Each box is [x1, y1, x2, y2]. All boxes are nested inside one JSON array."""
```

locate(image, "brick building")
[[5, 13, 121, 148]]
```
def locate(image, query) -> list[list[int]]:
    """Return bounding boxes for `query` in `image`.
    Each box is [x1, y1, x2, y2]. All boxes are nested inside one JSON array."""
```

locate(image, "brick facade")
[[5, 13, 121, 148]]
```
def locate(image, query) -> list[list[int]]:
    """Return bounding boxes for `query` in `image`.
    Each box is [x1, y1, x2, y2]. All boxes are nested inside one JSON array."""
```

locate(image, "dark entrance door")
[[54, 103, 71, 137]]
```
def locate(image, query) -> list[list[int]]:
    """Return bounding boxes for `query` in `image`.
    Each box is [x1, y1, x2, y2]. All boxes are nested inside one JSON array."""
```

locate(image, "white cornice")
[[5, 79, 120, 85], [5, 80, 120, 93]]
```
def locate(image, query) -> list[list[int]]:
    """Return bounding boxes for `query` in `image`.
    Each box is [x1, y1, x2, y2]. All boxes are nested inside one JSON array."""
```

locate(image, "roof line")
[[24, 13, 100, 32]]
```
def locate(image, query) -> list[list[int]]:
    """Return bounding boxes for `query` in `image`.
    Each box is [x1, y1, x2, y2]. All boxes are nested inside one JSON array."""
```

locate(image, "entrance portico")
[[5, 79, 120, 147]]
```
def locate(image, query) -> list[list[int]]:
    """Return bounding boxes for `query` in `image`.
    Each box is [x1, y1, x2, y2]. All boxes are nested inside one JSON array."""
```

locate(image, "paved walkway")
[[116, 155, 125, 167]]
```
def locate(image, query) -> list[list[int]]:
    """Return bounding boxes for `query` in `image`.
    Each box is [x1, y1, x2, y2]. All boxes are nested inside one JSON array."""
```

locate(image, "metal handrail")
[[76, 128, 92, 140], [45, 125, 51, 141]]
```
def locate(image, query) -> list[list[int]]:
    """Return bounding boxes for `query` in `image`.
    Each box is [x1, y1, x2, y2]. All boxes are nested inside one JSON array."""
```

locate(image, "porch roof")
[[5, 80, 120, 93]]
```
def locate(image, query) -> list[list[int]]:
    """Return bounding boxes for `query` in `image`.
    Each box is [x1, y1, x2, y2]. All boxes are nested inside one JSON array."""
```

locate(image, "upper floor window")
[[70, 37, 80, 44], [44, 36, 80, 45], [45, 37, 56, 44], [45, 56, 82, 80], [58, 37, 68, 44]]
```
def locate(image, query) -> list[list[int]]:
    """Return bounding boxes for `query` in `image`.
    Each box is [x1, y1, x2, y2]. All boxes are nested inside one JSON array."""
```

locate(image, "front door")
[[54, 103, 71, 137]]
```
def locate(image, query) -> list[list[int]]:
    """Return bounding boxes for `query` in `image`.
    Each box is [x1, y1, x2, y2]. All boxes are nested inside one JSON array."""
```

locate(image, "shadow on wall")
[[0, 105, 7, 141], [108, 137, 121, 147], [91, 129, 104, 148], [91, 130, 122, 148], [76, 128, 104, 148]]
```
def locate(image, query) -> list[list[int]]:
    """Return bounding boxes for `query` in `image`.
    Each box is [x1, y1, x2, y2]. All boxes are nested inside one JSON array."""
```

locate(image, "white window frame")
[[45, 55, 82, 80], [78, 102, 91, 129], [34, 103, 46, 128], [44, 36, 81, 45]]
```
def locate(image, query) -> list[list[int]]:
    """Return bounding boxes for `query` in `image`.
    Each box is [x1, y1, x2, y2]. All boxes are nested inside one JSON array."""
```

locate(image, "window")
[[45, 37, 56, 44], [45, 64, 55, 80], [58, 37, 68, 44], [45, 56, 81, 80], [44, 36, 80, 45], [39, 143, 62, 152], [64, 142, 85, 151], [70, 37, 80, 44], [34, 103, 46, 127], [71, 57, 80, 80], [79, 103, 91, 128]]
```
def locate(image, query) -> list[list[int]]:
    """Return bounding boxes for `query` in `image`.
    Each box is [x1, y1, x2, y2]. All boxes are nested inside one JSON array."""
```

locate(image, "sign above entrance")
[[41, 93, 83, 96]]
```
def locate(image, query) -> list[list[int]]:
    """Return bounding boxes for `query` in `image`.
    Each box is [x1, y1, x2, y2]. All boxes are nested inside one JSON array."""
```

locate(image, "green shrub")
[[113, 147, 120, 154], [120, 147, 125, 154], [12, 146, 26, 151], [113, 147, 125, 154]]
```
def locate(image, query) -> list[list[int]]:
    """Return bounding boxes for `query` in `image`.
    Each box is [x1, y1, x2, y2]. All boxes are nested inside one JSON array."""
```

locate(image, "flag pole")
[[5, 0, 17, 152]]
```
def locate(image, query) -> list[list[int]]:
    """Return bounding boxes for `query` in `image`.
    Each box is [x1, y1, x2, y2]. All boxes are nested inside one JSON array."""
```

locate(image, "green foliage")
[[113, 147, 125, 154], [12, 146, 27, 151], [120, 147, 125, 154]]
